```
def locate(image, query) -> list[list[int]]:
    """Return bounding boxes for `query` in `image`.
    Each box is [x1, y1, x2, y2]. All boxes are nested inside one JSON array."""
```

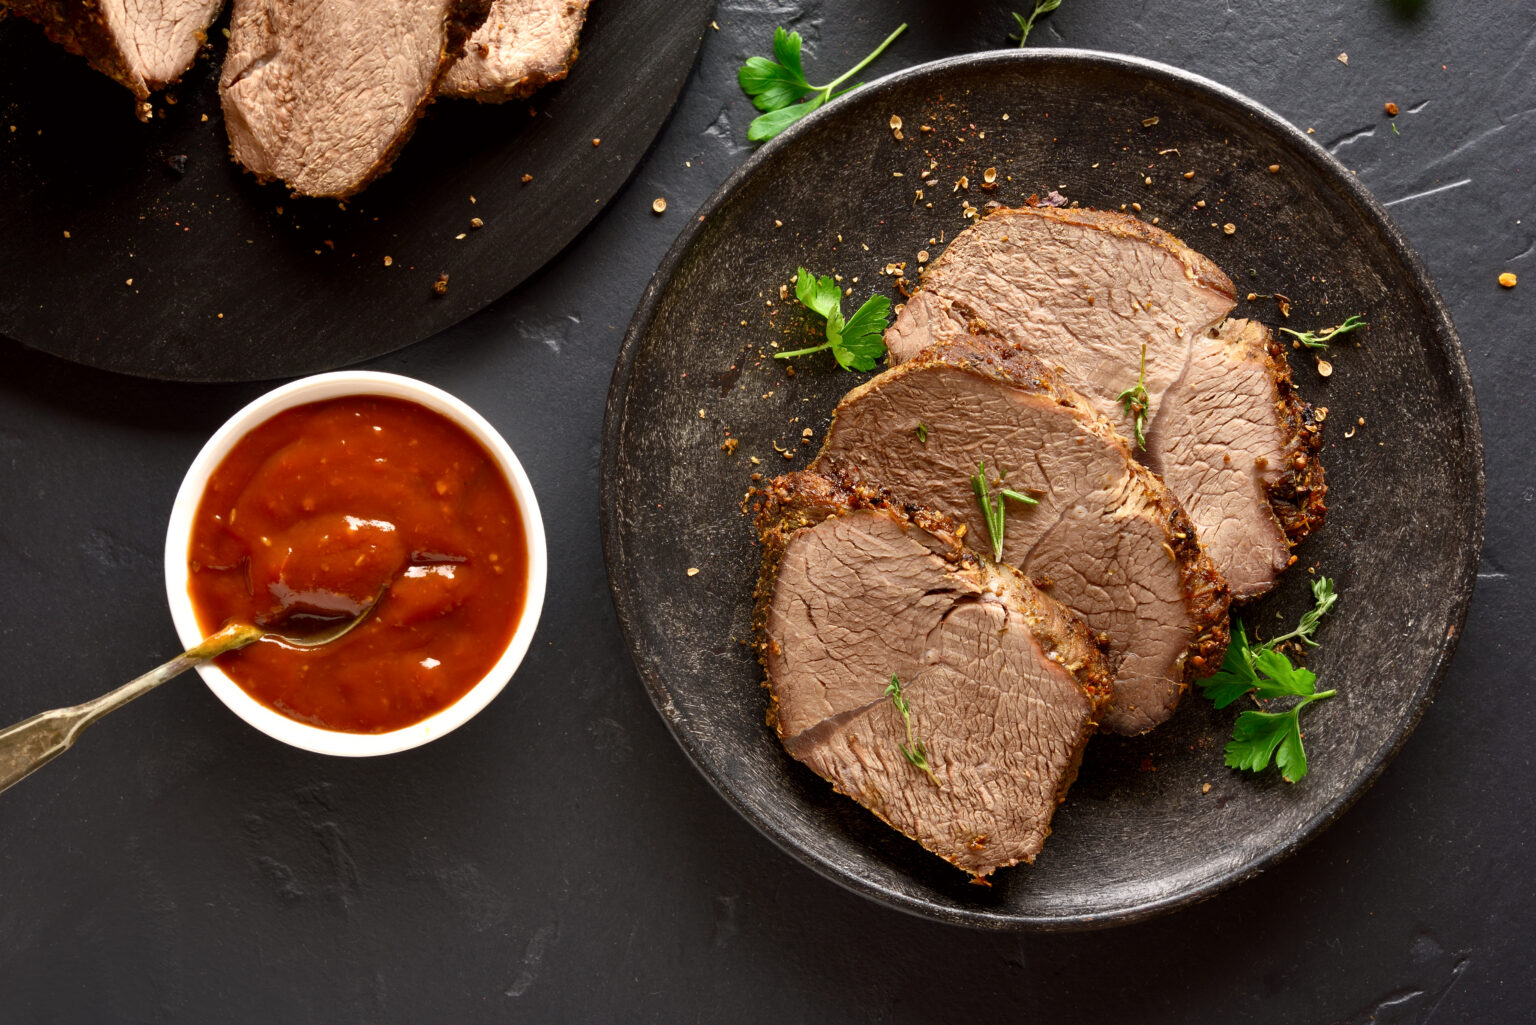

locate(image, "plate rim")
[[600, 47, 1486, 930]]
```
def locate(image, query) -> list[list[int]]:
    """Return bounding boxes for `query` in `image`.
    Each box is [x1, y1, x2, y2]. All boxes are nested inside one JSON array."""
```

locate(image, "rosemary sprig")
[[971, 461, 1006, 561], [1115, 343, 1150, 449], [1279, 315, 1367, 350], [885, 675, 940, 786], [970, 461, 1037, 562]]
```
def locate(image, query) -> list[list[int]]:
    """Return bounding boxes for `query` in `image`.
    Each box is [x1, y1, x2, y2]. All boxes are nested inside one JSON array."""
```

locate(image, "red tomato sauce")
[[187, 395, 527, 733]]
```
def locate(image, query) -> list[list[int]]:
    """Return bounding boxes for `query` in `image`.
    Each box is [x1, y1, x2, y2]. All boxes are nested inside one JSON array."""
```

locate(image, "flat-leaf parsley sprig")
[[1279, 315, 1367, 350], [775, 267, 891, 371], [738, 24, 908, 142], [885, 675, 940, 786], [1198, 576, 1339, 782]]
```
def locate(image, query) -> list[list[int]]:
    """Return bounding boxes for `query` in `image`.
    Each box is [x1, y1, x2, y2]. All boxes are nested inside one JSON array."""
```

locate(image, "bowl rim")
[[164, 370, 548, 757]]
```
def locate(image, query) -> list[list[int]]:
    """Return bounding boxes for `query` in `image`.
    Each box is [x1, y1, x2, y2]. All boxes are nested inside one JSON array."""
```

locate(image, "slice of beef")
[[5, 0, 226, 120], [219, 0, 492, 198], [888, 206, 1325, 599], [811, 336, 1229, 735], [437, 0, 587, 102], [1143, 318, 1327, 598], [754, 471, 1114, 877]]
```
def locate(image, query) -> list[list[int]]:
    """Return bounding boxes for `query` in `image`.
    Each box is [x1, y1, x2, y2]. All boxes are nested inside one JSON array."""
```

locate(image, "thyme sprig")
[[1010, 0, 1062, 46], [1279, 315, 1367, 350], [885, 675, 940, 786], [1115, 343, 1150, 449]]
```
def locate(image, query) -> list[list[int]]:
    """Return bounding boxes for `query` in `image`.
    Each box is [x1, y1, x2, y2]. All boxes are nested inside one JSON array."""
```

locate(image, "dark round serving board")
[[0, 0, 713, 382], [602, 51, 1485, 929]]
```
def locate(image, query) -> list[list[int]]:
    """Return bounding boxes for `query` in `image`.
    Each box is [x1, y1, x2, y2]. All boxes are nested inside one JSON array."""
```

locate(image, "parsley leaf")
[[794, 266, 842, 321], [775, 267, 891, 371], [1250, 649, 1317, 698], [1279, 315, 1367, 350], [1226, 709, 1302, 776], [838, 291, 894, 371], [1198, 576, 1341, 781], [1198, 621, 1262, 709], [1010, 0, 1063, 46], [738, 24, 908, 142]]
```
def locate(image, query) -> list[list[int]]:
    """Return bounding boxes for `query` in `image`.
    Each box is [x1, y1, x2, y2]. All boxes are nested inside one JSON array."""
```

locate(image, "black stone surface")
[[0, 0, 1531, 1019]]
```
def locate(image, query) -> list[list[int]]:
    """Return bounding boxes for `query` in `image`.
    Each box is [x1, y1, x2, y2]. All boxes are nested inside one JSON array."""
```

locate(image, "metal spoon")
[[0, 598, 380, 795]]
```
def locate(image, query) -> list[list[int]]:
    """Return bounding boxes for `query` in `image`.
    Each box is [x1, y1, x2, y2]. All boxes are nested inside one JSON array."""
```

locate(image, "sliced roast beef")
[[1143, 318, 1327, 598], [219, 0, 491, 197], [811, 337, 1229, 735], [6, 0, 225, 119], [888, 206, 1325, 599], [437, 0, 587, 102], [754, 471, 1114, 877]]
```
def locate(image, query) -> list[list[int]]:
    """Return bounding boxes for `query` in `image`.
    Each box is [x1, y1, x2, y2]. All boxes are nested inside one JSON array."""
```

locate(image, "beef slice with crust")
[[437, 0, 587, 102], [1143, 318, 1327, 598], [888, 205, 1325, 600], [5, 0, 226, 119], [754, 471, 1114, 877], [812, 336, 1229, 735], [219, 0, 491, 198]]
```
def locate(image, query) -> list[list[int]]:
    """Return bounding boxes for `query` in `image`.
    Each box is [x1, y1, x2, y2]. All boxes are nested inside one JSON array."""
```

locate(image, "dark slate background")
[[1, 1, 1531, 1021]]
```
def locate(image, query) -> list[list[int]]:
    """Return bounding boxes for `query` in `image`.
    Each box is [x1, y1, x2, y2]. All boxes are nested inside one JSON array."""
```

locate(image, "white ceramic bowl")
[[164, 371, 547, 756]]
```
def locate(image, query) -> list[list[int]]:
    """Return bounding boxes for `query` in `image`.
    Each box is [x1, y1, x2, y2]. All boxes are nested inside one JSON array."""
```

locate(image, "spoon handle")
[[0, 623, 261, 796]]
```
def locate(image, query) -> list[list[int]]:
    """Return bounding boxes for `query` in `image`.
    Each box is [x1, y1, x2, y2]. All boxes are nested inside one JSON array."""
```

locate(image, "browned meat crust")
[[1264, 333, 1329, 544]]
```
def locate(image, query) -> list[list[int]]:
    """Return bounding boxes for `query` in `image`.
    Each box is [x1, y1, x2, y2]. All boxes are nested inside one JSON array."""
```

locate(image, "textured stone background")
[[1, 0, 1531, 1020]]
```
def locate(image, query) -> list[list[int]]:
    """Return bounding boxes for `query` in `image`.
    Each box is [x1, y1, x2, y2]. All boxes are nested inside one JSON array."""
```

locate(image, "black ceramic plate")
[[0, 0, 713, 382], [601, 51, 1484, 929]]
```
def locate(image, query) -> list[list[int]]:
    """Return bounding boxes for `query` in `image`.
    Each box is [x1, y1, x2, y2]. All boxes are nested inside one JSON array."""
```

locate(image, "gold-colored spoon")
[[0, 597, 380, 795]]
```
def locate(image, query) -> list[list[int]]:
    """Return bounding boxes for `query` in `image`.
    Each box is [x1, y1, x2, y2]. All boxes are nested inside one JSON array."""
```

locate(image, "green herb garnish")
[[1115, 343, 1150, 449], [1279, 315, 1367, 350], [970, 461, 1037, 562], [1198, 577, 1339, 782], [885, 675, 940, 786], [738, 24, 908, 143], [774, 267, 891, 371], [915, 422, 928, 443], [1010, 0, 1062, 46]]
